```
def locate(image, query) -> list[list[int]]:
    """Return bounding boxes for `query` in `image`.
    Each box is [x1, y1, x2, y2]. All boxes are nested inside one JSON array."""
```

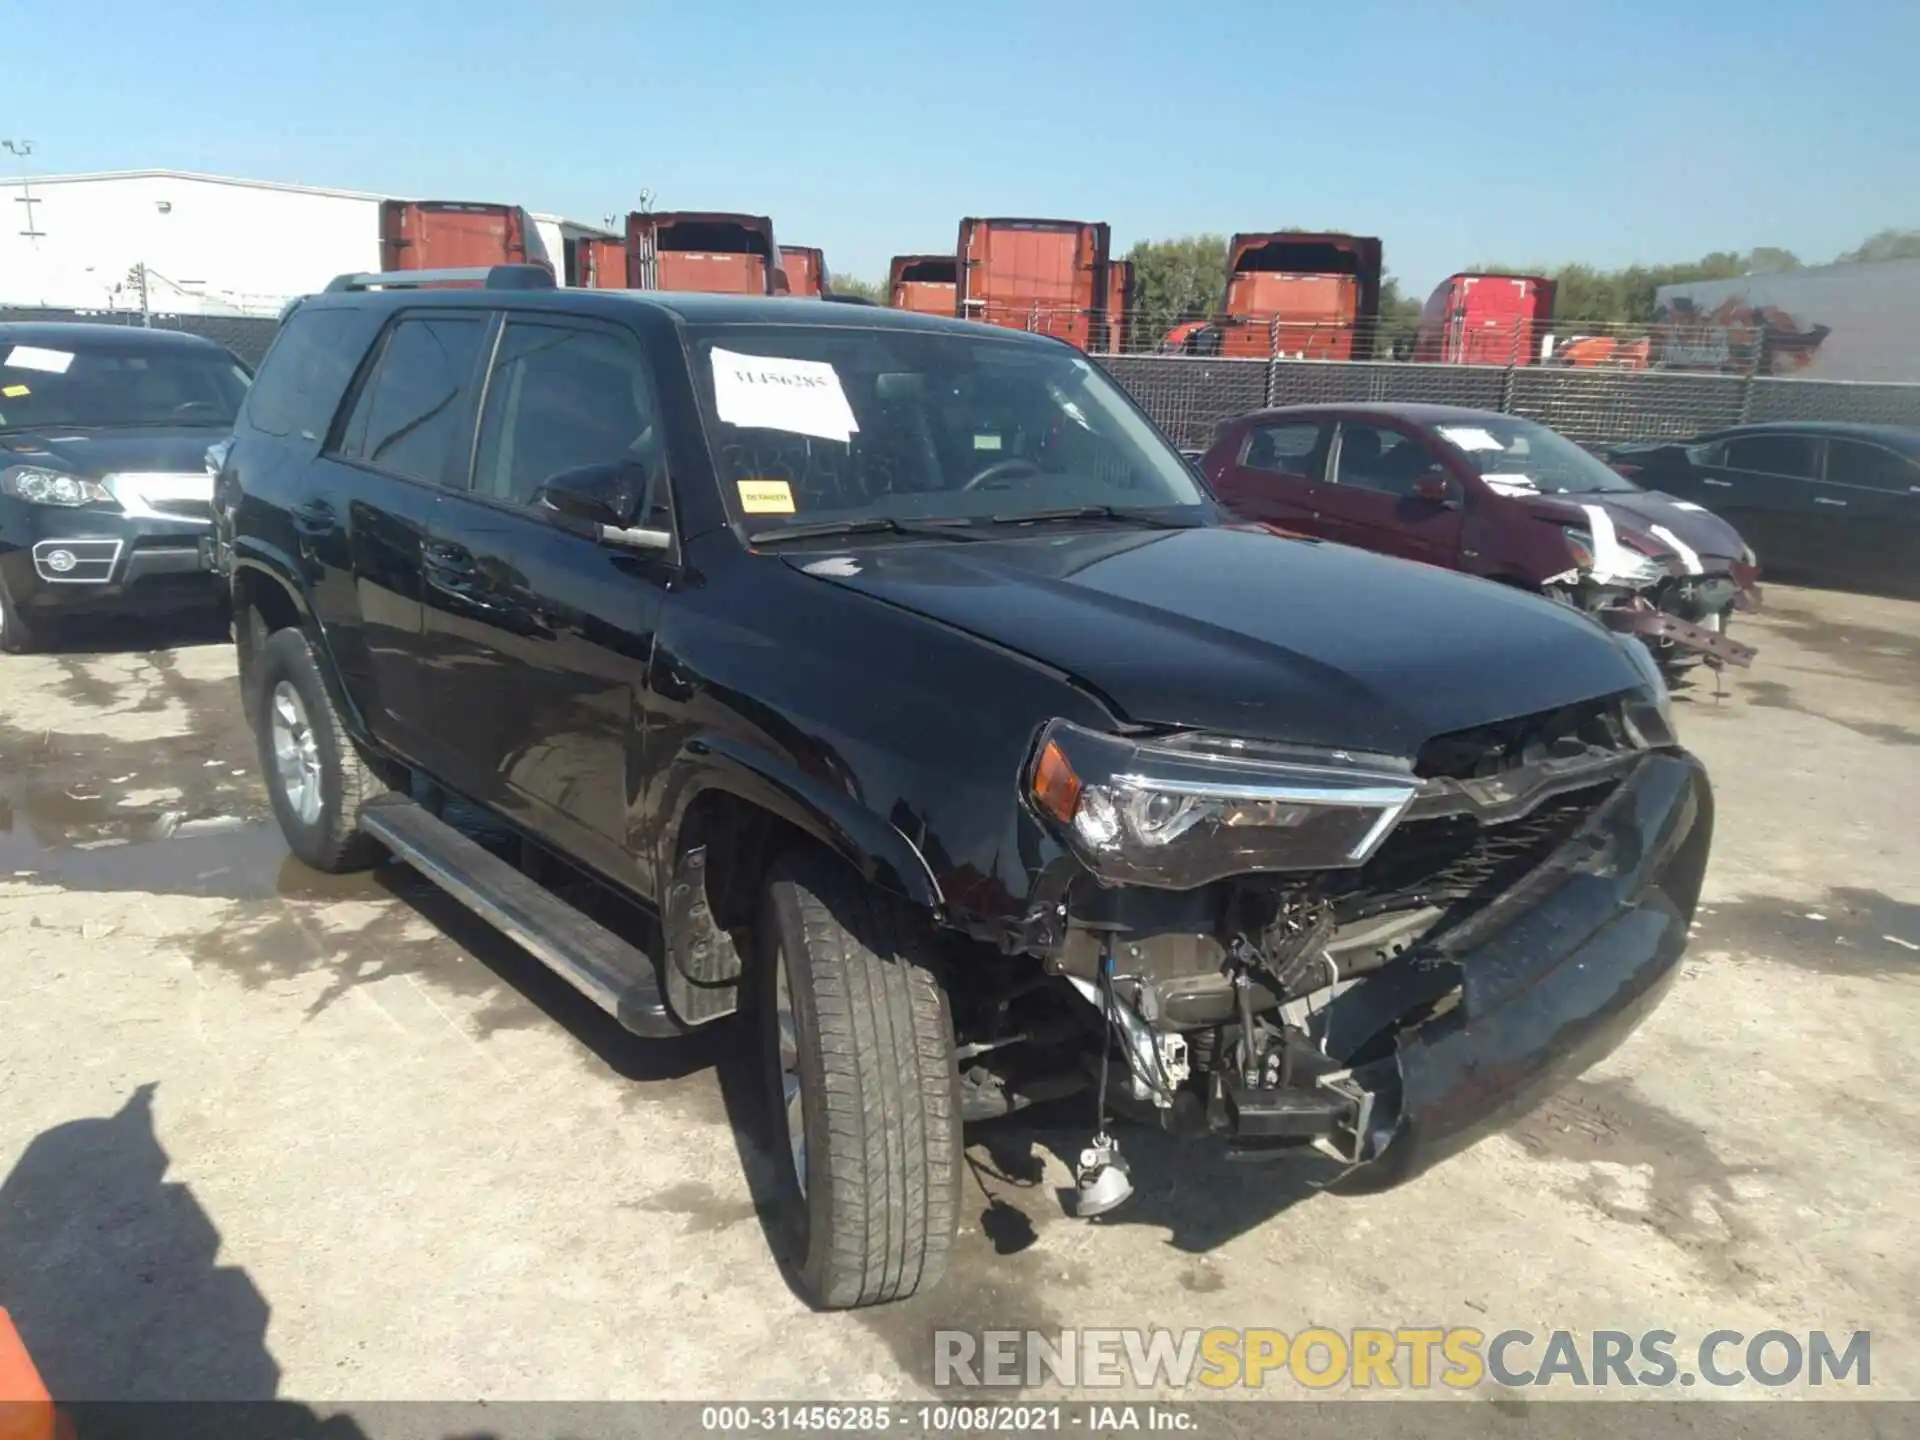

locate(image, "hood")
[[0, 426, 227, 480], [1509, 487, 1748, 564], [785, 525, 1646, 758]]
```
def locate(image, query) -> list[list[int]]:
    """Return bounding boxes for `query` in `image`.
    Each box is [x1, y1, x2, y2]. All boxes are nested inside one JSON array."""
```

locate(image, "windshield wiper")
[[748, 515, 989, 544], [985, 505, 1205, 530]]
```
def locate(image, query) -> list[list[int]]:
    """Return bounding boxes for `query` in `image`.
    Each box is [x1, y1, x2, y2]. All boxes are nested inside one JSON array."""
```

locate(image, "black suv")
[[2, 322, 249, 651], [218, 266, 1714, 1310]]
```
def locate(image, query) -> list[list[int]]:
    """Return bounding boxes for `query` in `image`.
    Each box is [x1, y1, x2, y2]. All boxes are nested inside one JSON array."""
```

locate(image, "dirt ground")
[[0, 587, 1915, 1407]]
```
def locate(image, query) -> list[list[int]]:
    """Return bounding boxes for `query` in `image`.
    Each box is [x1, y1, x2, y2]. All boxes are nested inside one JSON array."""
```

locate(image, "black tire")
[[251, 626, 387, 872], [0, 579, 48, 655], [759, 849, 961, 1309]]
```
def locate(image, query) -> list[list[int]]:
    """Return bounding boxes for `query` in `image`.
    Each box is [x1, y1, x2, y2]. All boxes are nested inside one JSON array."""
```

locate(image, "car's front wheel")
[[0, 579, 48, 655], [251, 626, 388, 872], [759, 849, 961, 1309]]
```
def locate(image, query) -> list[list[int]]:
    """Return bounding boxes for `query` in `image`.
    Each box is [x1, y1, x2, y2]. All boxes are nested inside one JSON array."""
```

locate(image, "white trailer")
[[1655, 258, 1920, 382]]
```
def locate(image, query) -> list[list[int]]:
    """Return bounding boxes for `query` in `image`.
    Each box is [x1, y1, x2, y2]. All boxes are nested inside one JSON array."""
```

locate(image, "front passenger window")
[[474, 322, 663, 510]]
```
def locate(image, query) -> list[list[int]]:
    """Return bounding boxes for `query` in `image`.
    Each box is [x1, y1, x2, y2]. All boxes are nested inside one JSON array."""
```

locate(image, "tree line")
[[829, 228, 1920, 345]]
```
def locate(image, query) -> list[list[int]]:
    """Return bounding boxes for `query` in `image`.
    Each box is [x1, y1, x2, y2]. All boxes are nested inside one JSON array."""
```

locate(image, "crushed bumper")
[[1213, 751, 1712, 1185], [1600, 603, 1756, 667]]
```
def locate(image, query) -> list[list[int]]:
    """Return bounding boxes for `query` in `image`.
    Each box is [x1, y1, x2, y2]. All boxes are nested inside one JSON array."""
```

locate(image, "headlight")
[[1026, 720, 1419, 888], [1561, 525, 1665, 586], [1616, 633, 1674, 731], [1, 465, 116, 508], [1740, 542, 1758, 568]]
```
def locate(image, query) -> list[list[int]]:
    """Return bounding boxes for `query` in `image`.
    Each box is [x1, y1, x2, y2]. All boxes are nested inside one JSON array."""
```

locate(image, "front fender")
[[230, 543, 372, 744], [662, 732, 944, 914]]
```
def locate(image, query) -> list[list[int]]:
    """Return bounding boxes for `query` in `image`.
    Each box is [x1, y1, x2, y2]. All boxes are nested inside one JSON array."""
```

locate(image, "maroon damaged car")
[[1201, 403, 1762, 671]]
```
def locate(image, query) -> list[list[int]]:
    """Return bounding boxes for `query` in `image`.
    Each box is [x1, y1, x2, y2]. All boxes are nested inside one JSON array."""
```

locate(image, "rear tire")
[[759, 849, 961, 1309], [251, 627, 388, 872]]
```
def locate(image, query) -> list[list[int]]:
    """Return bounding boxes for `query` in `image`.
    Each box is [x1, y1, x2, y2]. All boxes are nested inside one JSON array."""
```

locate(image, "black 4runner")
[[217, 267, 1714, 1310]]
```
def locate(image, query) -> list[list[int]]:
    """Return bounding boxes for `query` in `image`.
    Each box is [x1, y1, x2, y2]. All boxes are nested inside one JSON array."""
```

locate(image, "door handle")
[[1813, 497, 1848, 507], [290, 499, 336, 535]]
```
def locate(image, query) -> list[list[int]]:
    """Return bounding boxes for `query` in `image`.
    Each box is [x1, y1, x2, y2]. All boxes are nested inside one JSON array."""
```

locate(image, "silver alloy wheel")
[[269, 680, 324, 826], [775, 945, 808, 1197]]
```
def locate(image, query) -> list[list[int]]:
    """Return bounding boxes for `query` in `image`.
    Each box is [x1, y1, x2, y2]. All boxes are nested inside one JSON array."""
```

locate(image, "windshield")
[[1432, 416, 1639, 496], [685, 324, 1208, 533], [0, 339, 250, 431]]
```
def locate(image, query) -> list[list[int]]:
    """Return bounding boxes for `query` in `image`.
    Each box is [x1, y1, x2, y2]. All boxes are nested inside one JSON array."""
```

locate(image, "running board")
[[358, 796, 681, 1038]]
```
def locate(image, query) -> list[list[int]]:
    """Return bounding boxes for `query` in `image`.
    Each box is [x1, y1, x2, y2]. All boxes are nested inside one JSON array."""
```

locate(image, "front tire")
[[0, 578, 48, 655], [251, 627, 387, 872], [760, 849, 961, 1309]]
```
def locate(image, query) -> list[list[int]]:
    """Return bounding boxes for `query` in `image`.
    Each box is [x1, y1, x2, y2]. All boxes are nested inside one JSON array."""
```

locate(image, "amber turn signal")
[[1030, 739, 1082, 823]]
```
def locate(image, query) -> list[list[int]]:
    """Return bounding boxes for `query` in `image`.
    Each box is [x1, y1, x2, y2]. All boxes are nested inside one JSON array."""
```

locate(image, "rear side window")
[[472, 321, 662, 509], [335, 316, 488, 487], [1242, 422, 1327, 475], [1824, 438, 1920, 494], [245, 307, 376, 441], [1725, 434, 1818, 479]]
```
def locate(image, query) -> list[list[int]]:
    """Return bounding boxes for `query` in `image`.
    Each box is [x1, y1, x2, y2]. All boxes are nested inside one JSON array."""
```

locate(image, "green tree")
[[1835, 229, 1920, 264], [824, 271, 887, 302], [1124, 234, 1230, 339]]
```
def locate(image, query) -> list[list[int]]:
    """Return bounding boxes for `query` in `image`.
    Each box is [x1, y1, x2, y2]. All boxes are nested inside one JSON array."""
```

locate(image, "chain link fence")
[[1100, 353, 1920, 451], [1, 308, 282, 368]]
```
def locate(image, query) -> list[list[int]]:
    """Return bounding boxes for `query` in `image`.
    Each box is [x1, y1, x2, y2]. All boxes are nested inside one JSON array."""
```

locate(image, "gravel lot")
[[1, 586, 1915, 1407]]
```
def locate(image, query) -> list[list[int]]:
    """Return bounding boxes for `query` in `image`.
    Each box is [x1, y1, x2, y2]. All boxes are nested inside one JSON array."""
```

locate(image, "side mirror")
[[1413, 471, 1457, 507], [536, 462, 671, 552]]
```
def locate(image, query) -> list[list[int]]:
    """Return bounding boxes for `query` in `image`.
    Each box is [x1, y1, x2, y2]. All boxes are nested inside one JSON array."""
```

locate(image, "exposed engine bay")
[[949, 689, 1689, 1213]]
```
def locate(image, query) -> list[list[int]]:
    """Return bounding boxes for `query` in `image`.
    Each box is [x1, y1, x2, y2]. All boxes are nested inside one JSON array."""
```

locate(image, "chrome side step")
[[358, 796, 680, 1038]]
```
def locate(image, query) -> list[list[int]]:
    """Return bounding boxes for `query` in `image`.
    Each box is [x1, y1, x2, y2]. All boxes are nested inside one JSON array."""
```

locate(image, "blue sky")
[[7, 0, 1916, 295]]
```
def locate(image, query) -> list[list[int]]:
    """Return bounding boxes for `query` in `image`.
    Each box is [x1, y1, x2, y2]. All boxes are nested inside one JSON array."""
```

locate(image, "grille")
[[1340, 780, 1615, 917]]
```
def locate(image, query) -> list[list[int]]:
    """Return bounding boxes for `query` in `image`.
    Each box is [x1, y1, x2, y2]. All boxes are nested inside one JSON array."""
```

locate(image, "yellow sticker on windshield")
[[738, 479, 796, 514], [1, 384, 28, 398]]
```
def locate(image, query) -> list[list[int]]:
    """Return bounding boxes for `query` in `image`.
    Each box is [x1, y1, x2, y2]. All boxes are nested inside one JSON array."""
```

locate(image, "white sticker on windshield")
[[1438, 425, 1504, 452], [1482, 473, 1539, 496], [5, 345, 75, 375], [711, 348, 859, 443]]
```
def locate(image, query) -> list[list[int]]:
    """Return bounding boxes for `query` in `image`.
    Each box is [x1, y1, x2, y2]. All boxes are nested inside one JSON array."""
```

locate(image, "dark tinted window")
[[1825, 438, 1920, 494], [337, 317, 487, 486], [473, 323, 662, 508], [1242, 422, 1326, 475], [245, 308, 375, 440], [1725, 434, 1819, 479], [1334, 423, 1431, 496]]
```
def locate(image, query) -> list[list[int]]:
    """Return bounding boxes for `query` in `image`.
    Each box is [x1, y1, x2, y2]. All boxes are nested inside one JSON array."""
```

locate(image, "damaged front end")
[[1544, 505, 1760, 670], [984, 683, 1711, 1201]]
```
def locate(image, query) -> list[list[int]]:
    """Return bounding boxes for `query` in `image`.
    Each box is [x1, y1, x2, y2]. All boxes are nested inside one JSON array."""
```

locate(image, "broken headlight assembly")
[[1, 465, 116, 508], [1561, 525, 1666, 587], [1026, 720, 1420, 889], [1615, 633, 1675, 731]]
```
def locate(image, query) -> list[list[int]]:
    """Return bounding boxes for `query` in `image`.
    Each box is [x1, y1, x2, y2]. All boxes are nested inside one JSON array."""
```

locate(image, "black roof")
[[0, 321, 231, 353], [1702, 420, 1920, 453], [299, 285, 1033, 343]]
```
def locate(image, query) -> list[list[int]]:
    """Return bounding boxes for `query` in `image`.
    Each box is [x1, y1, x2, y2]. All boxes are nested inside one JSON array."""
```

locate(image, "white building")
[[0, 169, 618, 315]]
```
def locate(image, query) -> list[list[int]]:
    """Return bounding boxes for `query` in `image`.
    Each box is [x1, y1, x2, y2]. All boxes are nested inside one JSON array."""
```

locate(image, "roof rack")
[[323, 265, 556, 293]]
